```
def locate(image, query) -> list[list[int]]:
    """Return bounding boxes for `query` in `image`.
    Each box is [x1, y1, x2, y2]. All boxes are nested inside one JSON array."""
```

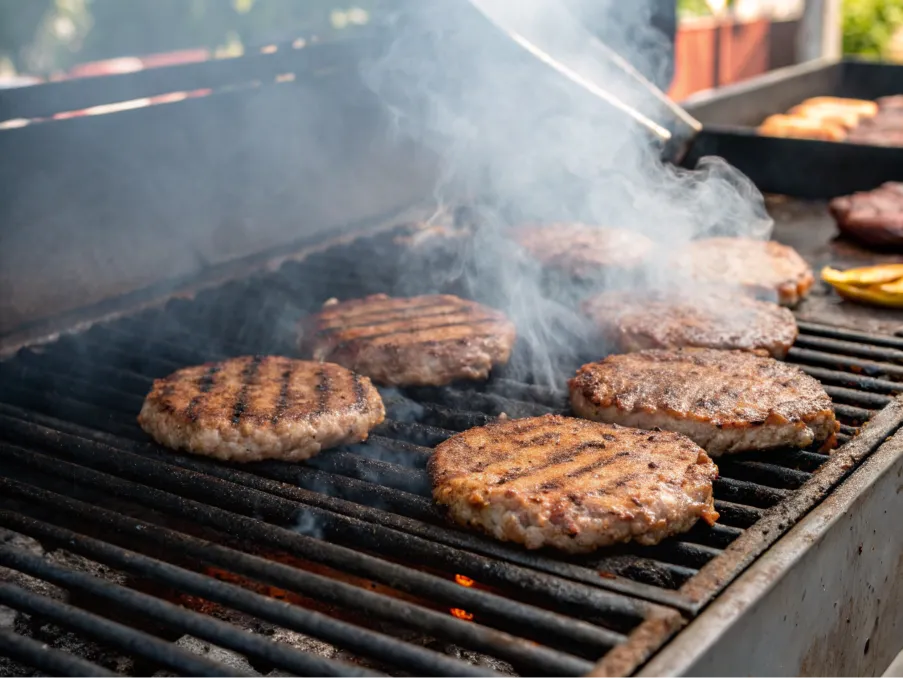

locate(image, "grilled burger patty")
[[429, 414, 718, 552], [672, 238, 815, 306], [512, 223, 655, 277], [581, 289, 798, 358], [300, 294, 517, 387], [829, 182, 903, 247], [569, 349, 838, 456], [138, 356, 385, 462]]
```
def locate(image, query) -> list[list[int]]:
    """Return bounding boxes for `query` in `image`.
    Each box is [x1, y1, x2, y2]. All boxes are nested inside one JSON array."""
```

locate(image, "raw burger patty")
[[829, 182, 903, 247], [429, 414, 719, 553], [582, 289, 798, 358], [138, 356, 385, 462], [300, 294, 517, 387], [512, 223, 655, 277], [569, 348, 838, 456], [672, 237, 815, 306]]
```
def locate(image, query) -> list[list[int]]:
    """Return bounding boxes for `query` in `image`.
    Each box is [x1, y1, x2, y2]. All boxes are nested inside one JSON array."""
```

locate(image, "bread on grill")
[[569, 348, 839, 457], [800, 97, 878, 117], [829, 182, 903, 248], [757, 114, 847, 142], [511, 223, 655, 277], [138, 356, 385, 462], [300, 294, 517, 387], [671, 237, 815, 306], [429, 414, 719, 553], [581, 289, 798, 358]]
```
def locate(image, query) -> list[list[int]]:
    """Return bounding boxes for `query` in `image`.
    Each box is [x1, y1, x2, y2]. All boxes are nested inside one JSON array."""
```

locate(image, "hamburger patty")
[[569, 349, 838, 456], [429, 414, 719, 553], [138, 356, 385, 462], [581, 289, 798, 358], [300, 294, 517, 387], [829, 182, 903, 248], [672, 238, 815, 306], [512, 223, 655, 277]]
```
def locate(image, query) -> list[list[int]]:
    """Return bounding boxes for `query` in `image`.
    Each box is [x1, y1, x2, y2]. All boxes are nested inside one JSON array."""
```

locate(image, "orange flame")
[[454, 574, 475, 587], [450, 608, 474, 621]]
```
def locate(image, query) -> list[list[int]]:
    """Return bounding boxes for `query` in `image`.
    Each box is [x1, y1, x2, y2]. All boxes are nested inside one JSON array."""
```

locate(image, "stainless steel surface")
[[638, 411, 903, 677]]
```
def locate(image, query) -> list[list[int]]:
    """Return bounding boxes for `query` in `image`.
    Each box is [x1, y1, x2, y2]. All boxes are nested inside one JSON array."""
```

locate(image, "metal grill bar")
[[0, 432, 657, 628], [0, 628, 119, 678], [798, 321, 903, 350], [0, 422, 644, 646], [795, 364, 902, 395], [0, 580, 262, 678], [0, 507, 530, 677]]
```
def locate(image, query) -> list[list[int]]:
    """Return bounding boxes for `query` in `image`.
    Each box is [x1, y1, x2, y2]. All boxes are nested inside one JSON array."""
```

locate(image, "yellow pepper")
[[820, 264, 903, 286], [820, 264, 903, 308]]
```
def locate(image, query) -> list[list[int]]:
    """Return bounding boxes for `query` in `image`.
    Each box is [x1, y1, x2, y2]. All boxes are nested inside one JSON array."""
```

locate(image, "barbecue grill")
[[3, 22, 903, 678]]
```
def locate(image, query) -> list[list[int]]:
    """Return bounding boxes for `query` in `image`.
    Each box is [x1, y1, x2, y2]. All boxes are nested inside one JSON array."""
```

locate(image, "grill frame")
[[2, 225, 903, 676]]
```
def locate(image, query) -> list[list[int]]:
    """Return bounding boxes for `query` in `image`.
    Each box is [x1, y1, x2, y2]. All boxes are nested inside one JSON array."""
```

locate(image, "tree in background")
[[842, 0, 903, 59]]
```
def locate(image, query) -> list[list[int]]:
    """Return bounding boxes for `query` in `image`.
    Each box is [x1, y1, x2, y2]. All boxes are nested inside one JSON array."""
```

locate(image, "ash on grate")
[[0, 530, 137, 676]]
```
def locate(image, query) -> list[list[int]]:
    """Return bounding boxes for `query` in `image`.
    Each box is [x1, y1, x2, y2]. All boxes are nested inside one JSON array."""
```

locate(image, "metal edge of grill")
[[1, 222, 903, 676]]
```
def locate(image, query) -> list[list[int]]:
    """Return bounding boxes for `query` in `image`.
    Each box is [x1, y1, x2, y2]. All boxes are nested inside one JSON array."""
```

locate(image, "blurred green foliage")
[[677, 0, 735, 19], [842, 0, 903, 59]]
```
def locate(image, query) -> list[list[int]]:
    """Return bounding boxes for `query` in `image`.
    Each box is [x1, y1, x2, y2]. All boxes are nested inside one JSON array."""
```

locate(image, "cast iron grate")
[[1, 228, 902, 676]]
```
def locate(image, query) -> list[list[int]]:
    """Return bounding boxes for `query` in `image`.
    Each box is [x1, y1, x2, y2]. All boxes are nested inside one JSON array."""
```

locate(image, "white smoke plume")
[[360, 0, 772, 386]]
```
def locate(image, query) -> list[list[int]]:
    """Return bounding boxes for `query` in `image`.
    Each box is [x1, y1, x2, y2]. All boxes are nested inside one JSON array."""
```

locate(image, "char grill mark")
[[186, 365, 221, 422], [316, 303, 474, 335], [314, 367, 331, 416], [351, 373, 366, 412], [303, 293, 517, 387], [498, 442, 631, 492], [329, 313, 501, 346], [232, 355, 263, 425], [271, 368, 292, 426]]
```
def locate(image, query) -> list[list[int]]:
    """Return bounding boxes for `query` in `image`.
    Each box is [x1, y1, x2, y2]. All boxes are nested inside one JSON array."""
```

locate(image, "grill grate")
[[1, 228, 902, 676]]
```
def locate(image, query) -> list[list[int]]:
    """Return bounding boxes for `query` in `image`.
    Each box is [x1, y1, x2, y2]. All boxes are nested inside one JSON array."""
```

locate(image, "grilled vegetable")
[[820, 264, 903, 308]]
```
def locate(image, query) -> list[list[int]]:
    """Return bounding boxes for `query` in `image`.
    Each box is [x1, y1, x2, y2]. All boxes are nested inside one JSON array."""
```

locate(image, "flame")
[[450, 608, 474, 621], [454, 574, 474, 587]]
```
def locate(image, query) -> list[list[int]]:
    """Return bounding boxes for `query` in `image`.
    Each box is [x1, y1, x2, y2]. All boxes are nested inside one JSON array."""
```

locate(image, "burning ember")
[[450, 608, 474, 621], [454, 573, 475, 587], [449, 574, 476, 621]]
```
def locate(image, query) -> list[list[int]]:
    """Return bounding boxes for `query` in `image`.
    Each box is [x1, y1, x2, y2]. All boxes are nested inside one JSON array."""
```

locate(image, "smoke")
[[360, 0, 771, 386]]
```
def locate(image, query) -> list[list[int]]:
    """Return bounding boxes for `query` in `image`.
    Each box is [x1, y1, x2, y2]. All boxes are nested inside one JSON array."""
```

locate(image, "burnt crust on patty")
[[672, 238, 815, 306], [300, 294, 517, 387], [581, 289, 799, 358], [138, 356, 385, 462], [512, 223, 655, 277], [569, 348, 838, 456], [429, 414, 719, 553]]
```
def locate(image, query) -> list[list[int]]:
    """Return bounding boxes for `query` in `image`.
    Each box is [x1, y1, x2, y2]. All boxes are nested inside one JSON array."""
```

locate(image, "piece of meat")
[[138, 356, 385, 462], [428, 414, 718, 553], [829, 182, 903, 248], [511, 223, 655, 278], [569, 348, 838, 456], [300, 294, 517, 387], [581, 289, 798, 358], [877, 95, 903, 111], [671, 237, 815, 306]]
